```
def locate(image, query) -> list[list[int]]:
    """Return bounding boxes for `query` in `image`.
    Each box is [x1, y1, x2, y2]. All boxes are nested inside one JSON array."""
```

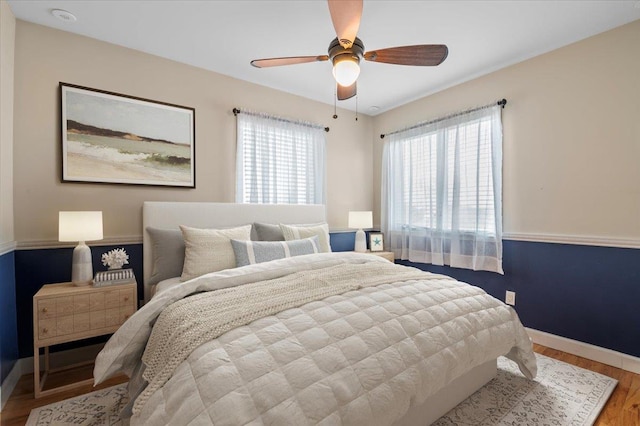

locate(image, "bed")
[[94, 201, 536, 425]]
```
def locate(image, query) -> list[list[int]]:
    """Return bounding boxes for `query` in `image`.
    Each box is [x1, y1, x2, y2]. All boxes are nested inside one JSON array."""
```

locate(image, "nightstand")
[[32, 280, 137, 398], [353, 251, 395, 262]]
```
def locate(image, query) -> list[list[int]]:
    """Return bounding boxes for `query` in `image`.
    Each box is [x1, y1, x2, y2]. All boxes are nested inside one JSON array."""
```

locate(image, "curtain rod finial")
[[232, 108, 240, 116], [498, 99, 507, 108], [380, 134, 385, 139]]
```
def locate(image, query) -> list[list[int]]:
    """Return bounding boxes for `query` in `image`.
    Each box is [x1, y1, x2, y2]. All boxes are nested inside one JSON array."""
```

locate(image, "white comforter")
[[94, 252, 536, 425]]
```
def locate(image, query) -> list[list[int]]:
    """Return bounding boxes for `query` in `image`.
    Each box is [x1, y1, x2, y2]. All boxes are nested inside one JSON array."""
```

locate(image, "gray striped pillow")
[[231, 236, 320, 266]]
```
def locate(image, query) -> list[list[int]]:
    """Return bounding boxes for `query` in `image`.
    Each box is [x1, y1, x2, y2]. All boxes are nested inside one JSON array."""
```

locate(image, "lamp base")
[[354, 229, 367, 252], [71, 242, 93, 286]]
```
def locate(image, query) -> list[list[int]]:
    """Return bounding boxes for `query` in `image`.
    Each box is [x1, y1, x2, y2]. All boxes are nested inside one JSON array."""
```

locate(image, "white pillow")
[[280, 223, 332, 253], [180, 224, 252, 281]]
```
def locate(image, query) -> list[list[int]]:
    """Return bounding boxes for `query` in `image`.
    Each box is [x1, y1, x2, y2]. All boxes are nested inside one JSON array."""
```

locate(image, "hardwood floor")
[[1, 345, 638, 425]]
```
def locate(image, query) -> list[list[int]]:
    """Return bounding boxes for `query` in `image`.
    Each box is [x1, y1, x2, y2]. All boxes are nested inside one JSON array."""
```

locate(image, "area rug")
[[433, 354, 617, 426], [27, 354, 617, 426]]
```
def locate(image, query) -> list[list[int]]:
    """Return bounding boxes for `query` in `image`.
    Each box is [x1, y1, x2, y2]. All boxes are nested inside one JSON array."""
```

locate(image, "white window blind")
[[236, 112, 326, 205], [382, 105, 504, 273]]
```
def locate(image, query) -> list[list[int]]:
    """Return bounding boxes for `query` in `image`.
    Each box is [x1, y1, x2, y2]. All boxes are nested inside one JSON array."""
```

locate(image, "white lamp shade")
[[348, 211, 373, 229], [59, 211, 103, 242], [332, 58, 360, 87]]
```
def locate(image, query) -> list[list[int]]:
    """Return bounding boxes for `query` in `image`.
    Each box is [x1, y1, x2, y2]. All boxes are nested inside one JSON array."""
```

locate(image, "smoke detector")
[[51, 9, 77, 23]]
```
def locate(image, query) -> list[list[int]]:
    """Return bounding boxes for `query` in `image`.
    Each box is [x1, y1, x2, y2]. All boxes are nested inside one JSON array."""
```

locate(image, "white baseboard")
[[1, 359, 23, 412], [527, 327, 640, 374]]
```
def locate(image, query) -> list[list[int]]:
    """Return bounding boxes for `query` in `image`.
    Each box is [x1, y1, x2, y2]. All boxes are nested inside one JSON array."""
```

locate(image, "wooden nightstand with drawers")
[[32, 281, 137, 397]]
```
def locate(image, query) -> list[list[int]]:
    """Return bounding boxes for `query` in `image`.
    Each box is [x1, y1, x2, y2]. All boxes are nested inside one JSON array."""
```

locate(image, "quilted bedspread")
[[94, 252, 536, 426]]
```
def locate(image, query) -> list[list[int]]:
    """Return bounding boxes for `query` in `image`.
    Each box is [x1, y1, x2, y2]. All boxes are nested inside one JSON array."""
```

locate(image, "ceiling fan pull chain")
[[333, 86, 338, 119], [355, 95, 358, 121]]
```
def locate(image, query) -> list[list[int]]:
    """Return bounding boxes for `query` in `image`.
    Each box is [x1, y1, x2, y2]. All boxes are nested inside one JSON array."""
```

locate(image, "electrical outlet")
[[505, 291, 516, 306]]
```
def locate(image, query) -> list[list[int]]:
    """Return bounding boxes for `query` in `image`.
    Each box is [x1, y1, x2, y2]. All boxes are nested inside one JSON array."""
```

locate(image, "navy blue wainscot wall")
[[1, 250, 18, 383], [398, 240, 640, 358], [329, 231, 359, 252], [11, 234, 639, 363]]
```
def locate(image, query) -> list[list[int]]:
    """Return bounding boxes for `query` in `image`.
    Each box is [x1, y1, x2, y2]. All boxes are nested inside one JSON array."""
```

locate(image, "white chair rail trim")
[[11, 233, 640, 251], [16, 235, 142, 251], [0, 240, 17, 256]]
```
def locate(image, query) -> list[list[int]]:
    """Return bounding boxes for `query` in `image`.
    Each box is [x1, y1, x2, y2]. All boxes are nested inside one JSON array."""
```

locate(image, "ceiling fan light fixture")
[[249, 3, 448, 100], [332, 55, 360, 87]]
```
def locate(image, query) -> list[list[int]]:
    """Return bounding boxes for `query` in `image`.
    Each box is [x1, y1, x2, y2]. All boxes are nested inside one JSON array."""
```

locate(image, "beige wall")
[[373, 20, 640, 242], [12, 18, 640, 244], [13, 21, 373, 243], [0, 0, 14, 247]]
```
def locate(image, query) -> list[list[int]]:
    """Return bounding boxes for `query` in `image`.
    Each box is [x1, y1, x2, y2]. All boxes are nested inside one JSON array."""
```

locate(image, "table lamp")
[[59, 211, 103, 285], [348, 211, 372, 253]]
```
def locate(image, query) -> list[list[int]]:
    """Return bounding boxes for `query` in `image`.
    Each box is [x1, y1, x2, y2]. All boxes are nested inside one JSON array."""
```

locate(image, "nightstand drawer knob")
[[124, 296, 129, 301], [42, 307, 48, 313], [42, 328, 48, 334]]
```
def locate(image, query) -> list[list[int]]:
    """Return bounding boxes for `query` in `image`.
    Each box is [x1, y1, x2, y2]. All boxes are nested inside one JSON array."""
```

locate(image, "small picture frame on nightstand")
[[369, 233, 384, 252]]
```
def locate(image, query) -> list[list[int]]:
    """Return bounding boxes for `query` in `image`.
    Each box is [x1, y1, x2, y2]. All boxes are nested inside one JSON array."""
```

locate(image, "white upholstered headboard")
[[142, 202, 327, 302]]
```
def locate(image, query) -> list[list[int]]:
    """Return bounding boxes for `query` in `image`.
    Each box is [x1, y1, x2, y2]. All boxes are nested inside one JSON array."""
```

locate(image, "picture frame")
[[369, 232, 384, 252], [60, 83, 195, 187]]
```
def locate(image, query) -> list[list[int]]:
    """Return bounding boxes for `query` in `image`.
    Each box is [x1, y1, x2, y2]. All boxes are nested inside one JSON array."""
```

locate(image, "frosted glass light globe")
[[332, 57, 360, 87]]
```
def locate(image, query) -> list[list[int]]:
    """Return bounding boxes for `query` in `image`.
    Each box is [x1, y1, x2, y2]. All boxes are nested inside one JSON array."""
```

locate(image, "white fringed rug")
[[27, 354, 616, 426]]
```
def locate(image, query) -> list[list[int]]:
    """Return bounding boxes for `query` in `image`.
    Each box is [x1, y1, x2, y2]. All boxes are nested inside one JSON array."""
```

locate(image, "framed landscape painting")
[[61, 83, 195, 187]]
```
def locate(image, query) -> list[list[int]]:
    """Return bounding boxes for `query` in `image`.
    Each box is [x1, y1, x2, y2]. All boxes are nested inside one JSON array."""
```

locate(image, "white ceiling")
[[8, 1, 640, 116]]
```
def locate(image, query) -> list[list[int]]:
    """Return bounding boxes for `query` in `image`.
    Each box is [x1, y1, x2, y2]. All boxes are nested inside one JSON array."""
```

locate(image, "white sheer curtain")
[[236, 112, 326, 204], [382, 105, 504, 274]]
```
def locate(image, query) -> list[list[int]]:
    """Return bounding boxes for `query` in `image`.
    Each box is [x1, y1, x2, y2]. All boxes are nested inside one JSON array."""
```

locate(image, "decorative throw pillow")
[[180, 224, 252, 281], [231, 236, 320, 267], [280, 223, 332, 253], [146, 227, 185, 286], [253, 222, 285, 241]]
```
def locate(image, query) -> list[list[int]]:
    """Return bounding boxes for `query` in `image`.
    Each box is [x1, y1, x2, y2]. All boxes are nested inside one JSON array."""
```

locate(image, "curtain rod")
[[233, 108, 329, 133], [379, 99, 506, 139]]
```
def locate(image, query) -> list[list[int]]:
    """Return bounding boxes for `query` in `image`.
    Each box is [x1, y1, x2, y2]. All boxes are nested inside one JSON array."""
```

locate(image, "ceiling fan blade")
[[327, 0, 363, 49], [251, 55, 329, 68], [337, 82, 357, 100], [364, 45, 448, 66]]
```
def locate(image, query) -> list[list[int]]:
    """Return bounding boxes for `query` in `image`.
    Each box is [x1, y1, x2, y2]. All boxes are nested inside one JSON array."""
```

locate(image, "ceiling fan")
[[250, 0, 448, 100]]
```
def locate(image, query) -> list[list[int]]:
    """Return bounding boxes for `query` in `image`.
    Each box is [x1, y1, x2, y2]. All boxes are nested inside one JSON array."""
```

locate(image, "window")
[[236, 112, 326, 204], [382, 105, 503, 273]]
